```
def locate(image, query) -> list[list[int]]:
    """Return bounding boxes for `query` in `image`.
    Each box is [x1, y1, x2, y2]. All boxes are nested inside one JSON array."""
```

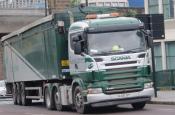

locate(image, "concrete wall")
[[0, 9, 45, 80], [0, 15, 44, 33]]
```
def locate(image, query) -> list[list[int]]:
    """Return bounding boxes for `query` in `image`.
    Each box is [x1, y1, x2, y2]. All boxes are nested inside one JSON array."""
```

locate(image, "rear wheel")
[[21, 82, 32, 106], [12, 84, 17, 105], [53, 87, 64, 111], [132, 102, 146, 110], [73, 86, 90, 114], [45, 87, 54, 110], [16, 83, 22, 105]]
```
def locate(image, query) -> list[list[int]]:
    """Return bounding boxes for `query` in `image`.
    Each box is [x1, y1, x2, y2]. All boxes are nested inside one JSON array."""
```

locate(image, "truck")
[[1, 7, 154, 114]]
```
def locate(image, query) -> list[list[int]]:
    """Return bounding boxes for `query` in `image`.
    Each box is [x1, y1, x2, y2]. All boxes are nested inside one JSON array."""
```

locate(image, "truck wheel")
[[16, 83, 22, 105], [73, 86, 89, 114], [12, 84, 17, 105], [21, 83, 32, 106], [131, 102, 146, 110], [53, 87, 64, 111], [44, 87, 54, 110]]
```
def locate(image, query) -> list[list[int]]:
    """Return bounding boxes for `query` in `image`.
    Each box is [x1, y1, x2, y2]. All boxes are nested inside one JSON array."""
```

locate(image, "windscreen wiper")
[[123, 48, 144, 53]]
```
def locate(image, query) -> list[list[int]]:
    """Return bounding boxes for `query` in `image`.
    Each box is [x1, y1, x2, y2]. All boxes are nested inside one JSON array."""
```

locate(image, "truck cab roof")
[[69, 17, 143, 32]]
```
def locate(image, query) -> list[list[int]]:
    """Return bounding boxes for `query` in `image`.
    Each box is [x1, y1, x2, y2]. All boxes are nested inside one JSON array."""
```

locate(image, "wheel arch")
[[71, 78, 86, 92]]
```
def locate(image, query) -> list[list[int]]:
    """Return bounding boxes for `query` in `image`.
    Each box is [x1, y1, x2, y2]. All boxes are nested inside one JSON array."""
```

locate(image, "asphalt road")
[[0, 98, 175, 115]]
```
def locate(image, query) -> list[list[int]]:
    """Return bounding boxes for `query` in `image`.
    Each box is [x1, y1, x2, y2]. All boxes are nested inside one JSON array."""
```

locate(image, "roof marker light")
[[86, 13, 120, 19]]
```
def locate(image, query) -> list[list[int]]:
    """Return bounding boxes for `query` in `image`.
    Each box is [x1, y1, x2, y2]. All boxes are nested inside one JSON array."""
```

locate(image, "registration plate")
[[118, 93, 130, 98]]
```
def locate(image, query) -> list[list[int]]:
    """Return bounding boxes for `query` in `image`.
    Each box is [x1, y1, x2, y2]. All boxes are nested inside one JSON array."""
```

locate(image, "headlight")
[[144, 82, 153, 89], [88, 88, 103, 94]]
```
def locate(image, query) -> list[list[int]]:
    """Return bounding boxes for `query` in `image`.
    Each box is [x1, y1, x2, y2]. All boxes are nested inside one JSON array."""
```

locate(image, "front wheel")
[[131, 102, 146, 110], [73, 86, 90, 114]]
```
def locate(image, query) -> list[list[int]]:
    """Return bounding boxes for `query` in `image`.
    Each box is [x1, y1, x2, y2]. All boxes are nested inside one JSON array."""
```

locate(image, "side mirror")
[[73, 36, 80, 42], [145, 35, 152, 48], [74, 42, 82, 55], [144, 30, 152, 48], [146, 30, 151, 36]]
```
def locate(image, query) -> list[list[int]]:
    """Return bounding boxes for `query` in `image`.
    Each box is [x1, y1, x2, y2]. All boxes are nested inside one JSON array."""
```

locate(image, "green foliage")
[[124, 9, 137, 17], [70, 0, 81, 7]]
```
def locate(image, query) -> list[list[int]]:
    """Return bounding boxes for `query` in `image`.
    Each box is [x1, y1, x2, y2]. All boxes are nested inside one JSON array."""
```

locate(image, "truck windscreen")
[[88, 30, 147, 56]]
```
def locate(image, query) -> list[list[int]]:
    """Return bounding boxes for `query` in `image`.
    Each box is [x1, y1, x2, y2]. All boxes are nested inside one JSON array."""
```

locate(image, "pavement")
[[150, 90, 175, 105]]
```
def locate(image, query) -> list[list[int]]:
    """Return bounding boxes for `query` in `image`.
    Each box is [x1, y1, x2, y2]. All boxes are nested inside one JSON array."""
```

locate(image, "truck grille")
[[105, 61, 137, 66], [105, 87, 142, 94], [103, 67, 143, 94]]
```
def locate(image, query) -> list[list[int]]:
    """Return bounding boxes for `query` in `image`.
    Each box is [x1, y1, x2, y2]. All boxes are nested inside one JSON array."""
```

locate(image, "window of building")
[[104, 2, 111, 7], [165, 41, 175, 70], [163, 0, 174, 19], [154, 42, 162, 71], [118, 2, 125, 7], [148, 0, 159, 14], [125, 2, 128, 7], [112, 2, 118, 7], [98, 2, 104, 7], [89, 2, 96, 6]]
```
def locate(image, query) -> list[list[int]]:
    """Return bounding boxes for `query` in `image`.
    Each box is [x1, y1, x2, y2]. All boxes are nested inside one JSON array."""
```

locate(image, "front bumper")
[[86, 88, 154, 107]]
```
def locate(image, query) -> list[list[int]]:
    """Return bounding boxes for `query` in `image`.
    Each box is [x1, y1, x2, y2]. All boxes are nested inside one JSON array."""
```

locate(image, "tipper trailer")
[[1, 7, 154, 114]]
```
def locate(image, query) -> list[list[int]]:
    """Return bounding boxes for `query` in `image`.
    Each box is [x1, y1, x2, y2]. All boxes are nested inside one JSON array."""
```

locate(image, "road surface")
[[0, 98, 175, 115]]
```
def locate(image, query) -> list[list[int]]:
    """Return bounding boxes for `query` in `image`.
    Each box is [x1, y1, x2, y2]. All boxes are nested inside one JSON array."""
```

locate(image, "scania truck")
[[1, 7, 154, 114]]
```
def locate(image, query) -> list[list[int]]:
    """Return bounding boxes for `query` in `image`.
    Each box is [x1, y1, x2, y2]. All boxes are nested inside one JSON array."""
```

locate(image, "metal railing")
[[155, 70, 175, 90], [0, 0, 45, 9]]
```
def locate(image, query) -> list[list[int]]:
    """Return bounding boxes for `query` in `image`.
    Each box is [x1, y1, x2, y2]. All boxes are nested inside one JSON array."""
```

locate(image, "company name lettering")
[[111, 56, 131, 61]]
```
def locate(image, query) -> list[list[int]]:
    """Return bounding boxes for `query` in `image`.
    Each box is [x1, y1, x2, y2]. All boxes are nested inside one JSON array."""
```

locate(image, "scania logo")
[[88, 63, 94, 69], [111, 56, 131, 61]]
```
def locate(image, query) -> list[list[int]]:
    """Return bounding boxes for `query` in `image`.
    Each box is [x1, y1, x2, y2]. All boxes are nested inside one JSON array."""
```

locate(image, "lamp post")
[[45, 0, 47, 16]]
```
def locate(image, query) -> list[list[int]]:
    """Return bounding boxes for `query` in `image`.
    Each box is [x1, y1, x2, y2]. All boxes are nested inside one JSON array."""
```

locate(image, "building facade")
[[0, 0, 45, 8], [47, 0, 70, 13], [145, 0, 175, 71], [81, 0, 129, 7]]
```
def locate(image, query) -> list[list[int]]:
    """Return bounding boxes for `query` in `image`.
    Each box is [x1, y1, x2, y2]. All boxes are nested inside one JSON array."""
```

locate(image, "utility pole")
[[85, 0, 88, 6], [150, 35, 157, 97], [45, 0, 47, 16]]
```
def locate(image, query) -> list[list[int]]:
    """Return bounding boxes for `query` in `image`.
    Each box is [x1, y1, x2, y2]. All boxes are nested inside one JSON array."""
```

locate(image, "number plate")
[[118, 93, 130, 98]]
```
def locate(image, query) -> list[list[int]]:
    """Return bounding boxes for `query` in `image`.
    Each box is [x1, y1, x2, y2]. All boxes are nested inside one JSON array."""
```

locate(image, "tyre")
[[73, 86, 90, 114], [53, 87, 64, 111], [12, 84, 17, 105], [131, 102, 146, 110], [44, 87, 54, 110], [16, 83, 22, 105], [21, 82, 32, 106]]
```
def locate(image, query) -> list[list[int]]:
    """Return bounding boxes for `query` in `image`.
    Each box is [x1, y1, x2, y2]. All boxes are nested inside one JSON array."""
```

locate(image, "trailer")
[[1, 7, 154, 114]]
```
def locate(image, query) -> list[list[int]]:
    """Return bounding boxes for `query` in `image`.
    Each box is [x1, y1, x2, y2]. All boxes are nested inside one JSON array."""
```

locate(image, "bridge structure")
[[0, 0, 46, 38], [0, 0, 47, 80]]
